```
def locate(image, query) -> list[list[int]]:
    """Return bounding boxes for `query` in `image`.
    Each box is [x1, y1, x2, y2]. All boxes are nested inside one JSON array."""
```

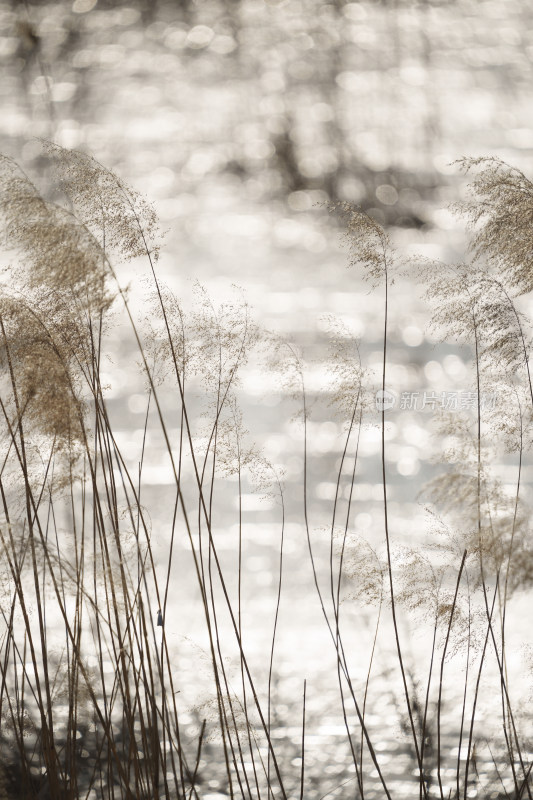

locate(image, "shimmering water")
[[2, 1, 533, 796]]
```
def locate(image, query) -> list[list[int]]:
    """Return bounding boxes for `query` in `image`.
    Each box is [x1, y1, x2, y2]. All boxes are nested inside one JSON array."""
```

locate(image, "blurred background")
[[2, 0, 532, 535], [3, 0, 532, 230], [2, 1, 533, 795], [3, 0, 532, 458]]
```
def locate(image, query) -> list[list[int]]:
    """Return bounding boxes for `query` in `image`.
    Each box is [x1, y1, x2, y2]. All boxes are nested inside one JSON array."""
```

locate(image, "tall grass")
[[0, 146, 531, 799]]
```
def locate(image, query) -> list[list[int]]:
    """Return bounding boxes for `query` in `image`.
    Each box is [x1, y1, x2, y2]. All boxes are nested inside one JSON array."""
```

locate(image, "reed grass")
[[0, 146, 531, 799]]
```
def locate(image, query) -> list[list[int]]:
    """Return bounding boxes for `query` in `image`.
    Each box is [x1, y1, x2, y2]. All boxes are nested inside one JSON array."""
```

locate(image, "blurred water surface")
[[2, 1, 533, 796]]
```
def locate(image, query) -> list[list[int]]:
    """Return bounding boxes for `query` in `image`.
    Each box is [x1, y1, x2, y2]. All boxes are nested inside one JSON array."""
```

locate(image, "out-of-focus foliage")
[[3, 0, 533, 228]]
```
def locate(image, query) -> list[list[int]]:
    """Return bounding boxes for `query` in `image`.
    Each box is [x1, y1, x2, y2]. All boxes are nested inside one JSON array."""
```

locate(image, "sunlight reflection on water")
[[2, 0, 533, 792]]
